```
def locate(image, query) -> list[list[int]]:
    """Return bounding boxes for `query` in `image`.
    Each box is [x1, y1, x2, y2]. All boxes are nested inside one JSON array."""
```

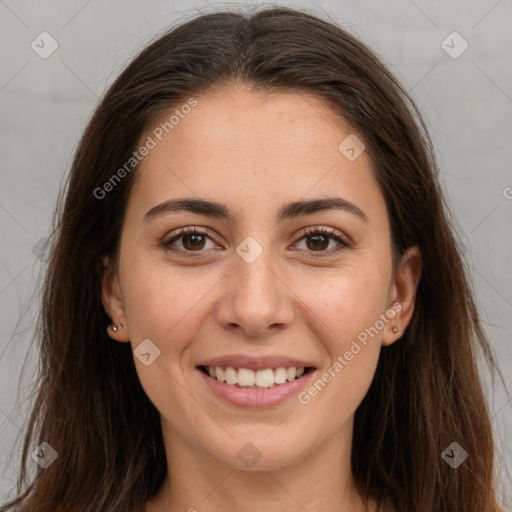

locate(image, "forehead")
[[128, 87, 386, 226], [152, 87, 356, 165]]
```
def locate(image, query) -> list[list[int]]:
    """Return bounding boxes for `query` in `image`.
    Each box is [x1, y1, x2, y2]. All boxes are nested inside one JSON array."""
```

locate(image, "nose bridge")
[[233, 235, 281, 309], [233, 249, 277, 302], [216, 234, 294, 335]]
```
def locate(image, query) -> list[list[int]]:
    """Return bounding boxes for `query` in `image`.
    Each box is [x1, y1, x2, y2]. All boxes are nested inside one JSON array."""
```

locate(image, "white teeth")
[[255, 368, 274, 388], [238, 368, 255, 387], [286, 367, 297, 381], [215, 367, 225, 383], [274, 367, 287, 384], [225, 366, 238, 385], [205, 365, 309, 388]]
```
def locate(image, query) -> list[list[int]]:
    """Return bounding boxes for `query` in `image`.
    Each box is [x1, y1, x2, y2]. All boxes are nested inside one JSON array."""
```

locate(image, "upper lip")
[[197, 354, 318, 371]]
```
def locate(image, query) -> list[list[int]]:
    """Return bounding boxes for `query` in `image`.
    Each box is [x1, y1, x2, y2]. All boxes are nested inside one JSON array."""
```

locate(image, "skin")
[[101, 85, 422, 512]]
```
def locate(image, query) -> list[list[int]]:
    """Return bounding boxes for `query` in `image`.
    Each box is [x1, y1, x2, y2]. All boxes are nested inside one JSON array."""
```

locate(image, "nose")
[[214, 243, 295, 339]]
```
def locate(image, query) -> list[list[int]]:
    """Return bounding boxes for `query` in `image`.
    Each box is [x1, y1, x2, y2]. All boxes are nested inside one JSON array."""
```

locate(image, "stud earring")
[[392, 326, 399, 334], [109, 324, 118, 332]]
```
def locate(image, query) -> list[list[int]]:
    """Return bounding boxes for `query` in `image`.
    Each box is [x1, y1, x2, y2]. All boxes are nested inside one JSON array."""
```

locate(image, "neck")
[[146, 417, 377, 512]]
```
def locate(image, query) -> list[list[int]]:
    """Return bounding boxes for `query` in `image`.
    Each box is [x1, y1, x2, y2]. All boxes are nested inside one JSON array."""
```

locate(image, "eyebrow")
[[143, 196, 368, 225]]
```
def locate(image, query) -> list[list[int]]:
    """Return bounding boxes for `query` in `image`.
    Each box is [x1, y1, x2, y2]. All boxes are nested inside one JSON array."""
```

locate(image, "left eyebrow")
[[143, 196, 369, 224], [278, 197, 368, 224]]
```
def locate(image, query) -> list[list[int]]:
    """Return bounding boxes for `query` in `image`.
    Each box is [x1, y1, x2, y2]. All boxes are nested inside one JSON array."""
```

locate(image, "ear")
[[100, 256, 130, 342], [382, 245, 422, 346]]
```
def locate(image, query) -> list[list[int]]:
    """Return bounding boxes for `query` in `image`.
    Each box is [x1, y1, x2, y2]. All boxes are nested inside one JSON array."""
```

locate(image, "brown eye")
[[181, 233, 207, 251], [305, 233, 330, 251], [294, 227, 350, 255], [163, 227, 216, 254]]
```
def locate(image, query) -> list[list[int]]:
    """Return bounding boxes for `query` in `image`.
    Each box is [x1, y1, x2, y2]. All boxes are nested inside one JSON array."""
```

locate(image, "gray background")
[[1, 0, 511, 504]]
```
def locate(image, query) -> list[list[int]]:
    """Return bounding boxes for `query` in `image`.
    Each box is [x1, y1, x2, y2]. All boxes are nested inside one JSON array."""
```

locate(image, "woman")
[[1, 6, 506, 512]]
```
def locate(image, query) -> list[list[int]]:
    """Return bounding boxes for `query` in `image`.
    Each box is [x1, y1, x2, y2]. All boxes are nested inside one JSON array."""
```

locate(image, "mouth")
[[197, 365, 315, 390]]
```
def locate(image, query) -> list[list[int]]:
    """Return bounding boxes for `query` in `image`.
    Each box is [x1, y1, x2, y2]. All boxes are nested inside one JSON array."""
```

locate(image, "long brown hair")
[[1, 6, 507, 511]]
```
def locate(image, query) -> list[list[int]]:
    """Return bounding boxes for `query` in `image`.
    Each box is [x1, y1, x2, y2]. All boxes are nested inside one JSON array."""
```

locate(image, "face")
[[102, 86, 421, 472]]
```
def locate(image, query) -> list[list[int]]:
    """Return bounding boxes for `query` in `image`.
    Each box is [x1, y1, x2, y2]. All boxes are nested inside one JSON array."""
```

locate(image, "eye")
[[293, 226, 350, 255], [163, 227, 218, 255], [162, 226, 351, 257]]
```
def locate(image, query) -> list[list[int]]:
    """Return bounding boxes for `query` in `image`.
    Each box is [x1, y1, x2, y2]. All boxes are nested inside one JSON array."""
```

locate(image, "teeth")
[[274, 367, 287, 384], [225, 366, 238, 385], [286, 367, 297, 381], [204, 365, 307, 388], [238, 368, 255, 387], [215, 367, 226, 383], [255, 368, 274, 388]]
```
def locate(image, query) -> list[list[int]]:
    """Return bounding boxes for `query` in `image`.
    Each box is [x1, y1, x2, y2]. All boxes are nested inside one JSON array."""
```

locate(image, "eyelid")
[[163, 226, 218, 246], [292, 225, 351, 254], [162, 225, 351, 256], [298, 225, 347, 242]]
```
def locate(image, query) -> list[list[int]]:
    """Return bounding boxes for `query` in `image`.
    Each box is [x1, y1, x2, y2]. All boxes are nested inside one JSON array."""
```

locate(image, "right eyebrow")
[[143, 196, 369, 225]]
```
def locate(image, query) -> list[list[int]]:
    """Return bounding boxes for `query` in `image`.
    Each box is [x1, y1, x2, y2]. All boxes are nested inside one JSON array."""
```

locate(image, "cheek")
[[296, 265, 390, 344], [120, 257, 224, 359], [119, 264, 217, 423], [293, 270, 387, 408]]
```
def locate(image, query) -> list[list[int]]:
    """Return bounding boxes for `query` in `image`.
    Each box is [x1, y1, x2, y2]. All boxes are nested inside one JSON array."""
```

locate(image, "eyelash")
[[162, 226, 351, 258]]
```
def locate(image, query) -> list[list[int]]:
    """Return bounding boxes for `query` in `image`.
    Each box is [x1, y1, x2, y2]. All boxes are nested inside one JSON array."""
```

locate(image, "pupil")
[[307, 235, 328, 251], [184, 234, 204, 250]]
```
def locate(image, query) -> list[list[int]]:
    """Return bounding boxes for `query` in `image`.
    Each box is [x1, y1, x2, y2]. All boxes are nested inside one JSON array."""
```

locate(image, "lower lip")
[[196, 368, 316, 408]]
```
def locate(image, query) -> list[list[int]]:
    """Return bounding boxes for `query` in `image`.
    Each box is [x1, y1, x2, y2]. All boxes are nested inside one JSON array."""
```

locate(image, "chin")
[[204, 435, 308, 472]]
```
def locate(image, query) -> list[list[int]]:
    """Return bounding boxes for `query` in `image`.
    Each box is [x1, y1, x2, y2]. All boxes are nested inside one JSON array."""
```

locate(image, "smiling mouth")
[[198, 365, 314, 390]]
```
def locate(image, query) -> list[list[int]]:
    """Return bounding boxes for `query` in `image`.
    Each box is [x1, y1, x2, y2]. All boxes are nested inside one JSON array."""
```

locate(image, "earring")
[[392, 326, 399, 333], [109, 324, 118, 332]]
